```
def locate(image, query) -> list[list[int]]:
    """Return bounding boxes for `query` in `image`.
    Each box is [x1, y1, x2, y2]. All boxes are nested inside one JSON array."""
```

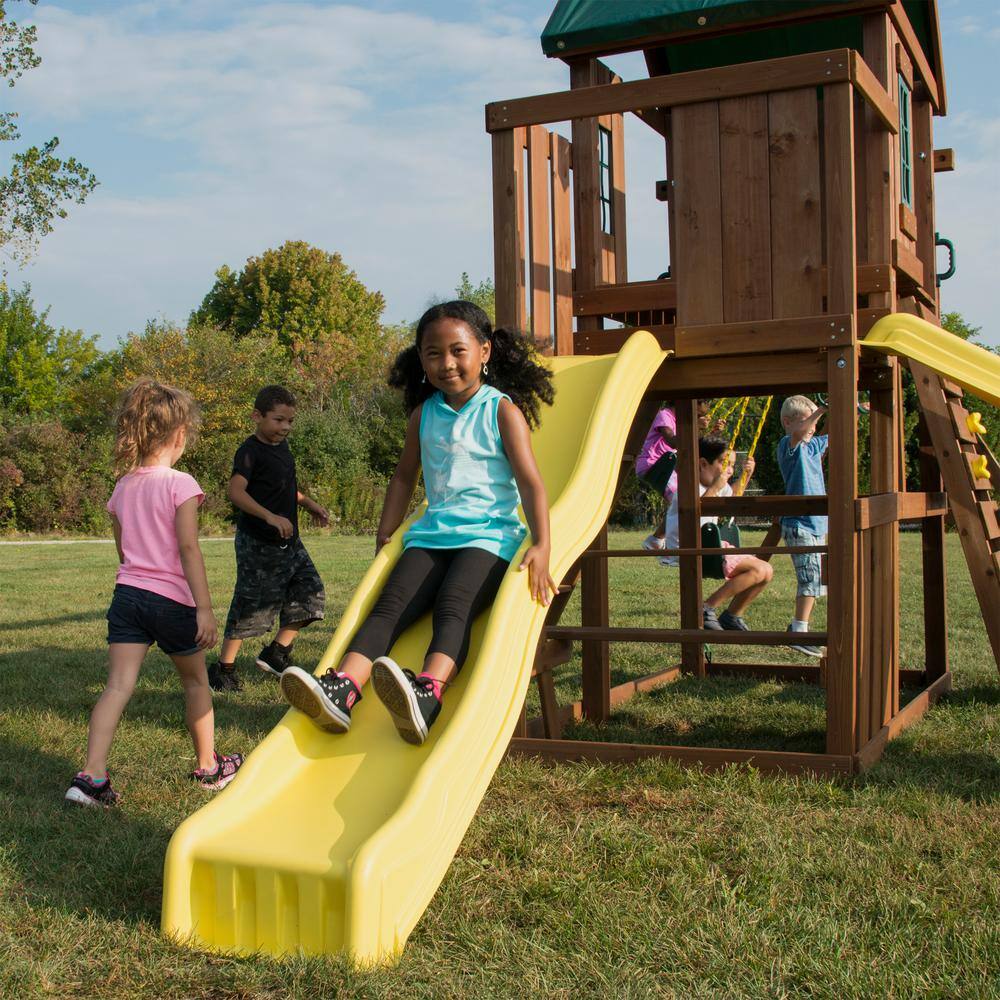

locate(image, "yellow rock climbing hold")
[[967, 412, 987, 435], [971, 455, 991, 481]]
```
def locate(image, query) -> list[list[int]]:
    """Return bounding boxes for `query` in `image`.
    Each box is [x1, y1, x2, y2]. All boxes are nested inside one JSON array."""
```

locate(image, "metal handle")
[[935, 232, 955, 286]]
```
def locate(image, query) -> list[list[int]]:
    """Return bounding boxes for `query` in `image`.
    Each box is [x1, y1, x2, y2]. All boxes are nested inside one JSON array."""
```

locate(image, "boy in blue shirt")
[[777, 395, 827, 657]]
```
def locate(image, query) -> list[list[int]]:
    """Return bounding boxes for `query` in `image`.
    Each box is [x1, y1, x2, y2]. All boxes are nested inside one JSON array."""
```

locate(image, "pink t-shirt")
[[636, 406, 677, 476], [107, 466, 205, 606]]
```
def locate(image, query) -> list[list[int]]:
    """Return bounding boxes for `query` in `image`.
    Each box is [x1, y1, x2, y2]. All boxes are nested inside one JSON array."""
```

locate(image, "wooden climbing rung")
[[912, 359, 1000, 673]]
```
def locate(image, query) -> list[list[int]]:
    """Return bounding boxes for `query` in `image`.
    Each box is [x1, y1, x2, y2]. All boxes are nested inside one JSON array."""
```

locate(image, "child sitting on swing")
[[662, 436, 773, 631]]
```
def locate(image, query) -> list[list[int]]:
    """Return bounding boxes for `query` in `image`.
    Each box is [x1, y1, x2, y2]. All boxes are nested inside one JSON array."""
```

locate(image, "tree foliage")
[[0, 283, 99, 416], [0, 1, 97, 266], [190, 241, 389, 397]]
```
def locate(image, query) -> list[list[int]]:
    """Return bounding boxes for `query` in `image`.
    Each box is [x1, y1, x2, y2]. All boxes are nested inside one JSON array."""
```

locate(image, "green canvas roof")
[[540, 1, 942, 108]]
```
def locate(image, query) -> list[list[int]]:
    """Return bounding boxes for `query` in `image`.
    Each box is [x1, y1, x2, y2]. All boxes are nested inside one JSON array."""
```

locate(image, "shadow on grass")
[[0, 737, 172, 925], [860, 742, 1000, 803], [0, 647, 288, 738], [6, 609, 108, 630]]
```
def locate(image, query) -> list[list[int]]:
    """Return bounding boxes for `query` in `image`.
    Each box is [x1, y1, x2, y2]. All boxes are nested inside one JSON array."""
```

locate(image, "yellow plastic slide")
[[864, 312, 1000, 407], [161, 331, 666, 963]]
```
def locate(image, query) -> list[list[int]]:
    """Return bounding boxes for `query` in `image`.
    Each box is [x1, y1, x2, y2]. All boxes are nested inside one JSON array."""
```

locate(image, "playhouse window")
[[898, 75, 913, 209], [598, 125, 613, 235]]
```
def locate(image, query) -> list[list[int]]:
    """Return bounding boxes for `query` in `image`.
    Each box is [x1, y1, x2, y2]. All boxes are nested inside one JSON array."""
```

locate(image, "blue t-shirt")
[[777, 434, 828, 535], [403, 384, 526, 561]]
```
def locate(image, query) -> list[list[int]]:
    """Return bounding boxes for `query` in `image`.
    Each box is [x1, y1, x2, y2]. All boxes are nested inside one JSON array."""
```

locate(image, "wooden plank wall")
[[491, 125, 575, 352], [673, 86, 839, 328]]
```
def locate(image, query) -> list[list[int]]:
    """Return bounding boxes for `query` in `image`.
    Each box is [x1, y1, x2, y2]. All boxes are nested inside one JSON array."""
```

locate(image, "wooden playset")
[[488, 0, 1000, 776]]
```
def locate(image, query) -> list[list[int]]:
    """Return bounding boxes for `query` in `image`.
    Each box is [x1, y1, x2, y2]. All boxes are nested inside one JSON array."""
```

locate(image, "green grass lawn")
[[1, 531, 998, 999]]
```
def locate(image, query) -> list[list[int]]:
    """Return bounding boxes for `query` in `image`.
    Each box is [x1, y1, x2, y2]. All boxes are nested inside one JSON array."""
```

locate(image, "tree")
[[1, 1, 97, 266], [454, 272, 495, 324], [0, 283, 99, 416], [190, 241, 388, 393]]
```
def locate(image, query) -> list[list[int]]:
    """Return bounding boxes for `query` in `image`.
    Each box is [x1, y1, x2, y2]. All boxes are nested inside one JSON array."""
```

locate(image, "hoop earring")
[[482, 363, 489, 377]]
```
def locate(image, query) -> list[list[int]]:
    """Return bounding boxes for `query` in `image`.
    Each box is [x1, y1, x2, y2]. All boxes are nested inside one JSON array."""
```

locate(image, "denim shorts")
[[781, 524, 827, 598], [106, 584, 200, 656]]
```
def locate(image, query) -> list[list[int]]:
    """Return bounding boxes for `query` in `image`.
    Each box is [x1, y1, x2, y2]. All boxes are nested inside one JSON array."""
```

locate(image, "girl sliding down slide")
[[280, 300, 557, 745]]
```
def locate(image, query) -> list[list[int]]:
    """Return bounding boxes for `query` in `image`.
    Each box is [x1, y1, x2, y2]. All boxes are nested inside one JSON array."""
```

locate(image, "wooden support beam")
[[918, 416, 949, 685], [855, 491, 948, 529], [823, 80, 859, 756], [527, 125, 552, 350], [579, 544, 825, 559], [580, 525, 610, 722], [492, 129, 525, 329], [933, 148, 954, 172], [849, 50, 898, 133], [550, 132, 574, 356], [674, 315, 853, 358], [650, 351, 827, 396], [507, 738, 854, 777], [574, 278, 677, 317], [676, 400, 704, 675], [853, 671, 952, 772], [701, 495, 827, 516], [487, 50, 855, 132], [546, 626, 827, 646], [574, 325, 675, 355]]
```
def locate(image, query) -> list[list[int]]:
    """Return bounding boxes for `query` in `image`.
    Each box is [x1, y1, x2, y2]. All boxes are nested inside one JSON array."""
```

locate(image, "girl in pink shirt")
[[65, 380, 243, 807]]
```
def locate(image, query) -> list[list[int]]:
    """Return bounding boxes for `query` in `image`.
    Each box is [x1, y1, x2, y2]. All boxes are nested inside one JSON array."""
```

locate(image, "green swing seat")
[[701, 520, 741, 580]]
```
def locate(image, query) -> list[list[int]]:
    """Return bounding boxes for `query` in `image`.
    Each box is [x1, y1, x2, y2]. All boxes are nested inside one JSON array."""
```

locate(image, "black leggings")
[[347, 546, 510, 670]]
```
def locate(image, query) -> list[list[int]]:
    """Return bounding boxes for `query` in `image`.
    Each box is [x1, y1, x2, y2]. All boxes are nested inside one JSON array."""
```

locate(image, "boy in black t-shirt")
[[210, 386, 329, 692]]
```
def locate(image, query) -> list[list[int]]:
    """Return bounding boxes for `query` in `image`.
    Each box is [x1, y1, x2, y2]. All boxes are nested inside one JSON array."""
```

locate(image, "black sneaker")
[[280, 666, 360, 733], [208, 661, 242, 692], [191, 752, 244, 790], [702, 607, 724, 631], [786, 626, 824, 658], [718, 610, 749, 631], [65, 772, 121, 808], [256, 641, 294, 677], [371, 657, 441, 746]]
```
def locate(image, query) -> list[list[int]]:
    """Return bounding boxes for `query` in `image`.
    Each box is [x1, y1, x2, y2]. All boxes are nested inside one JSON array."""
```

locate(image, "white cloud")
[[7, 2, 567, 343]]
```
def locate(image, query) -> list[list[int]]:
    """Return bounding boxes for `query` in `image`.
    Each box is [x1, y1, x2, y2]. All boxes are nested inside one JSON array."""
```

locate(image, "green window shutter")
[[598, 125, 613, 235], [898, 74, 913, 209]]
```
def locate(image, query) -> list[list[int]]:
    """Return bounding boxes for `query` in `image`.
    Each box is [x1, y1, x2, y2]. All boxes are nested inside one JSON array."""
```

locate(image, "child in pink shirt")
[[65, 379, 243, 808]]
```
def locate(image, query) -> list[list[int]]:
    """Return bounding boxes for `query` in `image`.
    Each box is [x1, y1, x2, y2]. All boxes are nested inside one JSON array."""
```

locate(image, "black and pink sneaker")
[[191, 752, 244, 791], [280, 666, 361, 733], [371, 657, 442, 746], [65, 772, 121, 808]]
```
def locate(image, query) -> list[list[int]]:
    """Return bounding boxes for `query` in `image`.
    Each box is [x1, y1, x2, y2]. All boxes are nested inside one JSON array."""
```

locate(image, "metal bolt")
[[697, 15, 707, 25], [557, 40, 565, 50], [919, 151, 927, 160], [836, 358, 846, 369]]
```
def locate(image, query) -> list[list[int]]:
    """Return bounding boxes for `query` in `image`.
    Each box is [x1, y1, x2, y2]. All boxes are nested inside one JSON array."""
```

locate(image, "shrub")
[[0, 419, 113, 533]]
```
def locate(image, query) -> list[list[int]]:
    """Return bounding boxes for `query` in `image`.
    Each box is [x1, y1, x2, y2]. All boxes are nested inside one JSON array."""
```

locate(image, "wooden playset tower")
[[488, 0, 1000, 775]]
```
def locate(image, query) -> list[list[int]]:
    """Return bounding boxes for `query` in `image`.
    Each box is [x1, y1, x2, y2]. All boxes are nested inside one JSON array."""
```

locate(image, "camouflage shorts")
[[224, 532, 326, 640]]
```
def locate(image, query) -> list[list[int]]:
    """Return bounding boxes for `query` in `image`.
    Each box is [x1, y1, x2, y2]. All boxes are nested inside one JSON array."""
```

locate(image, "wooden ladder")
[[911, 360, 1000, 672]]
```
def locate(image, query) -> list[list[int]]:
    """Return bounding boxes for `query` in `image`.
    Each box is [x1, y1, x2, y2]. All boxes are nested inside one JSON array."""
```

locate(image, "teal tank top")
[[403, 384, 526, 561]]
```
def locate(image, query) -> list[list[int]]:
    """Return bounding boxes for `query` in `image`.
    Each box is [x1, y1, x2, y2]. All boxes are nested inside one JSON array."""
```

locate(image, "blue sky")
[[4, 0, 998, 347]]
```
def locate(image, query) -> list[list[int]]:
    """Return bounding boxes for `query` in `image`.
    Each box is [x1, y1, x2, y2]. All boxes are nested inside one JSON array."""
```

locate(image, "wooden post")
[[492, 128, 525, 329], [917, 414, 948, 683], [823, 81, 859, 756], [550, 132, 573, 355], [912, 99, 937, 311], [676, 399, 704, 676], [580, 524, 610, 722], [869, 366, 901, 728], [527, 124, 552, 350], [570, 58, 604, 336]]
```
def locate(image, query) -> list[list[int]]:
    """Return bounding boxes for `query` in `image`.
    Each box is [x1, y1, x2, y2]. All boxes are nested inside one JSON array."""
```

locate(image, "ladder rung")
[[941, 378, 964, 399]]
